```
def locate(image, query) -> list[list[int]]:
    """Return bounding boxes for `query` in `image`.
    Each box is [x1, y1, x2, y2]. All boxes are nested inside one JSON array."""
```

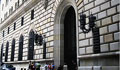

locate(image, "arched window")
[[18, 35, 24, 61], [11, 39, 15, 61], [28, 30, 34, 60], [5, 42, 9, 62], [1, 44, 3, 62]]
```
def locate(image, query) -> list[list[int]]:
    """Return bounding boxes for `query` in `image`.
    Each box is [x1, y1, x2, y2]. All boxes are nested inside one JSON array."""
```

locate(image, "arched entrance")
[[54, 0, 78, 69], [64, 6, 77, 70]]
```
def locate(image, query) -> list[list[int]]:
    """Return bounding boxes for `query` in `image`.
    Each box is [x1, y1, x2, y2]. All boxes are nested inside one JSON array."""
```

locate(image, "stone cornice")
[[0, 0, 41, 31]]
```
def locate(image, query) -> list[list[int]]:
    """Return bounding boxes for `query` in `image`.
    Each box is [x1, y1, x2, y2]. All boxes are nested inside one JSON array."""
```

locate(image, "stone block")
[[102, 17, 112, 25], [50, 53, 53, 57], [95, 0, 105, 6], [101, 2, 110, 10], [114, 32, 120, 40], [79, 27, 83, 33], [79, 33, 85, 40], [95, 20, 101, 27], [108, 24, 118, 32], [50, 41, 54, 46], [112, 14, 119, 22], [48, 47, 53, 52], [117, 5, 120, 12], [110, 42, 119, 51], [98, 11, 107, 19], [100, 26, 108, 34], [48, 36, 53, 41], [78, 66, 93, 70], [93, 66, 101, 70], [79, 48, 86, 54], [86, 46, 93, 54], [85, 2, 94, 10], [86, 31, 92, 38], [84, 0, 89, 4], [89, 0, 94, 2], [46, 53, 50, 58], [107, 7, 116, 16], [50, 31, 54, 35], [91, 6, 100, 14], [100, 44, 109, 52], [40, 54, 43, 58], [102, 66, 119, 70], [104, 34, 113, 42], [90, 38, 93, 45], [119, 23, 120, 30], [79, 39, 89, 47], [77, 0, 83, 6], [111, 0, 119, 6], [78, 2, 83, 9], [100, 36, 104, 43], [84, 11, 89, 16]]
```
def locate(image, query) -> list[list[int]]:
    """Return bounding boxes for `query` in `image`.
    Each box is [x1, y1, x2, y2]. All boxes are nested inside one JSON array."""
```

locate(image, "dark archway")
[[28, 30, 34, 60], [18, 35, 24, 61], [64, 6, 77, 70], [5, 42, 9, 62], [11, 39, 15, 61]]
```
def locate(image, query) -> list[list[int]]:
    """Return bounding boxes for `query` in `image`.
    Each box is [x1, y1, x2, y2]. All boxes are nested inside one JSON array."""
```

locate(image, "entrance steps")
[[78, 66, 119, 70]]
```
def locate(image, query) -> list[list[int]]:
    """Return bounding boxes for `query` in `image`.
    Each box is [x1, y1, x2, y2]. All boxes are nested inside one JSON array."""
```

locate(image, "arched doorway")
[[64, 6, 77, 70], [28, 30, 34, 60], [54, 0, 78, 69]]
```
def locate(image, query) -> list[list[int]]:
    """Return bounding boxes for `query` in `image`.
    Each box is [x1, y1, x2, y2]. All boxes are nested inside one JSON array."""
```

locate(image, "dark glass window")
[[2, 4, 4, 11], [14, 22, 16, 30], [15, 2, 18, 9], [1, 44, 3, 62], [18, 0, 20, 6], [18, 35, 24, 61], [21, 17, 24, 26], [6, 0, 9, 6], [11, 39, 15, 61], [31, 9, 34, 20], [9, 6, 13, 14], [43, 40, 46, 59], [5, 42, 9, 62], [8, 27, 9, 34], [22, 0, 25, 3], [3, 31, 4, 37], [28, 30, 34, 60]]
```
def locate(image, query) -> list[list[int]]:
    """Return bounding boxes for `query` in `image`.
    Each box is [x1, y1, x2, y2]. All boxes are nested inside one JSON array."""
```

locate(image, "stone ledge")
[[78, 51, 119, 59], [4, 58, 54, 64]]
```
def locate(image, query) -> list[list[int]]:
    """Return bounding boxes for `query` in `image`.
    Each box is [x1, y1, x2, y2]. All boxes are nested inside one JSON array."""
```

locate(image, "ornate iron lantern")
[[80, 12, 96, 33], [79, 12, 101, 53], [34, 33, 43, 46]]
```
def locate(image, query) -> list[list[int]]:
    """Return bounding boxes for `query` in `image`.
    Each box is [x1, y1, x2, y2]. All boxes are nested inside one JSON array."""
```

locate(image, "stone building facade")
[[0, 0, 119, 70]]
